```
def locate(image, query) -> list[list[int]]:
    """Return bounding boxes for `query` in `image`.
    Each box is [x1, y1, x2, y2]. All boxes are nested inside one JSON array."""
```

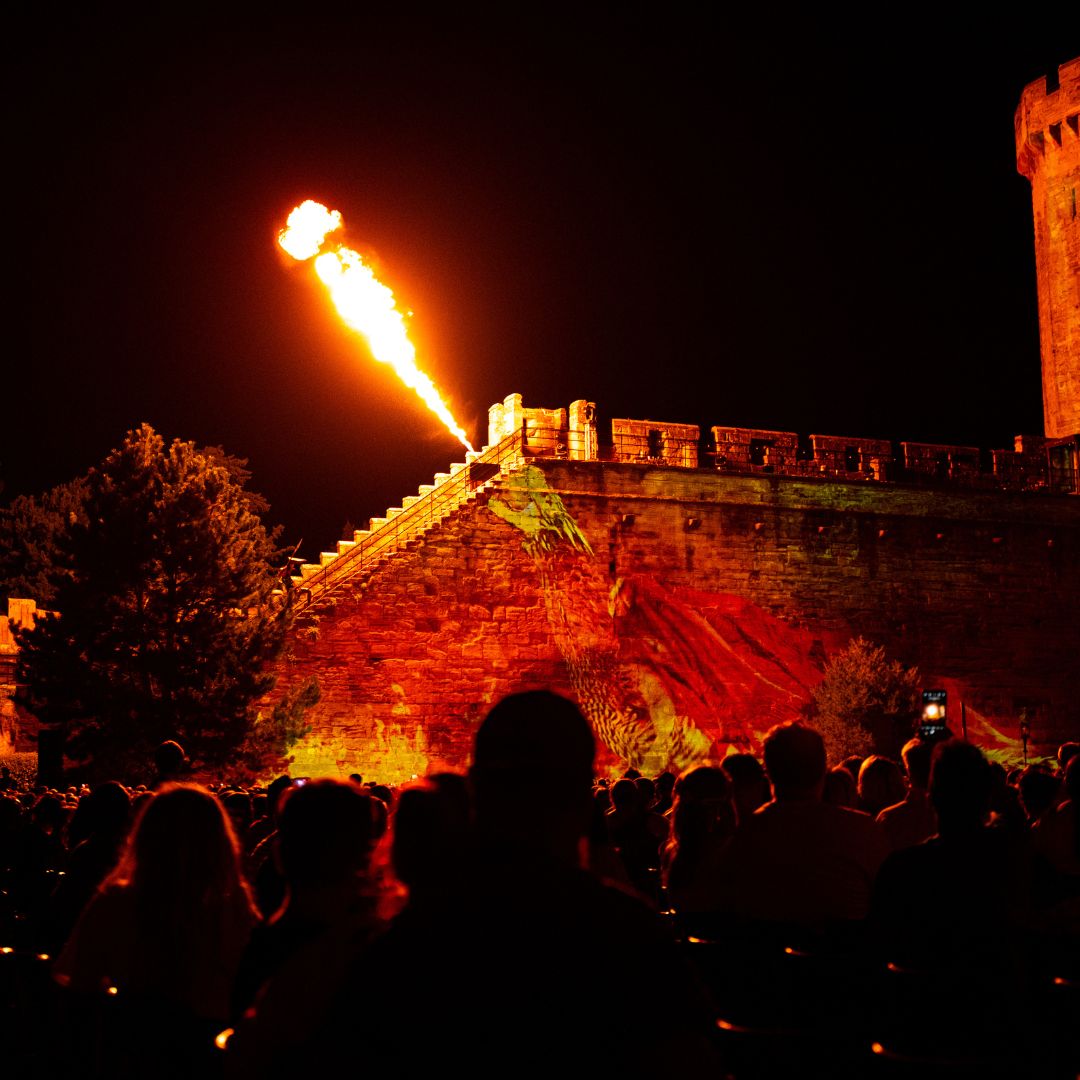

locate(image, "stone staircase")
[[289, 428, 526, 607]]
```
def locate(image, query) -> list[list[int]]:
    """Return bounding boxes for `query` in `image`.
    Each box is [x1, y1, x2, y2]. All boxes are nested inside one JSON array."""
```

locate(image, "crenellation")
[[611, 417, 699, 468]]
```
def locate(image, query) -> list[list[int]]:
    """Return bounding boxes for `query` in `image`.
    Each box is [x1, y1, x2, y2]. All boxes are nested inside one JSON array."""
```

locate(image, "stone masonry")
[[1016, 57, 1080, 440]]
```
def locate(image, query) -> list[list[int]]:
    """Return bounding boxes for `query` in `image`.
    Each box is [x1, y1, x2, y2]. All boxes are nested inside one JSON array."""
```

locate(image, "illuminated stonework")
[[1016, 58, 1080, 440], [270, 418, 1080, 781]]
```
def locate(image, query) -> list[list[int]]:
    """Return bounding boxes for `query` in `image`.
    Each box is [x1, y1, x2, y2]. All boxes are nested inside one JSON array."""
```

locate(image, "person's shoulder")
[[876, 799, 909, 823], [826, 802, 882, 830]]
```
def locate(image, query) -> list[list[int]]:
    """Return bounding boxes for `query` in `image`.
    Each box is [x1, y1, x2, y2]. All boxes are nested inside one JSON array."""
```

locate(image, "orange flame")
[[279, 200, 473, 452]]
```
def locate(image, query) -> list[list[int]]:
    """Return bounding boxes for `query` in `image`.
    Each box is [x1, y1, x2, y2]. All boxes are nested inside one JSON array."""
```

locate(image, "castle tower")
[[1016, 58, 1080, 439]]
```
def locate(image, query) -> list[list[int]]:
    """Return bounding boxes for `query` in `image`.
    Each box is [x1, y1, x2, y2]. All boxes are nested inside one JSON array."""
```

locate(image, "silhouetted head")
[[929, 740, 992, 835], [223, 790, 253, 835], [763, 723, 827, 801], [471, 691, 595, 857], [1017, 766, 1060, 823], [1057, 742, 1080, 773], [840, 755, 864, 781], [610, 778, 640, 812], [721, 753, 769, 821], [276, 780, 377, 888], [83, 781, 132, 839], [152, 740, 187, 785], [104, 783, 256, 1005], [671, 765, 735, 840], [900, 738, 934, 791], [823, 765, 858, 808], [121, 784, 246, 897], [635, 776, 656, 808], [858, 755, 905, 817], [392, 774, 472, 894], [32, 792, 66, 832], [266, 775, 294, 821]]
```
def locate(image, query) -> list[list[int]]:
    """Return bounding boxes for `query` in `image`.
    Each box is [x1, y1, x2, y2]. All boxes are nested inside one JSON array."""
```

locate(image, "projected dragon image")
[[488, 466, 827, 773]]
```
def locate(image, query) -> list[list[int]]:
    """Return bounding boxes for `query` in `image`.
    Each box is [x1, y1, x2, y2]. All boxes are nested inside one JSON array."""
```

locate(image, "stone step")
[[386, 507, 403, 519], [300, 563, 321, 580], [417, 484, 435, 496], [319, 551, 338, 567], [289, 576, 305, 589], [353, 529, 370, 543], [369, 517, 387, 531], [401, 495, 420, 509], [433, 473, 450, 486], [336, 539, 357, 556]]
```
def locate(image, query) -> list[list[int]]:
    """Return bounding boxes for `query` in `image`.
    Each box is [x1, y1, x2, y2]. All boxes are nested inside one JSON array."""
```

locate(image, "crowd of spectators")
[[1, 699, 1079, 1078]]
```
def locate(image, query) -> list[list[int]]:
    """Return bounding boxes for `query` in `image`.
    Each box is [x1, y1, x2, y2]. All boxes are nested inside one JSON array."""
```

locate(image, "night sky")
[[5, 13, 1078, 557]]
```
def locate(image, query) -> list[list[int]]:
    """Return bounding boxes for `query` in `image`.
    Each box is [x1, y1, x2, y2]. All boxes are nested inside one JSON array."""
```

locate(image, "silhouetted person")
[[55, 784, 258, 1078], [710, 723, 888, 927], [1032, 755, 1080, 881], [248, 775, 294, 917], [1018, 766, 1061, 826], [50, 781, 132, 946], [721, 752, 770, 823], [823, 764, 858, 808], [858, 755, 906, 818], [151, 740, 187, 789], [662, 766, 736, 925], [606, 775, 667, 899], [229, 780, 383, 1074], [389, 772, 472, 909], [1057, 742, 1080, 776], [260, 690, 717, 1078], [653, 770, 676, 815], [871, 740, 1032, 970], [876, 738, 937, 851]]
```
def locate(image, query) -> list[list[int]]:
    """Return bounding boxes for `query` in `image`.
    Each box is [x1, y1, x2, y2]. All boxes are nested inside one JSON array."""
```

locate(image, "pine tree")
[[15, 424, 298, 778]]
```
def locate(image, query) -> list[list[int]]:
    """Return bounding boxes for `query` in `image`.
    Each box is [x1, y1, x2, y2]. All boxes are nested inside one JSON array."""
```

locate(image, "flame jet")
[[279, 200, 474, 452]]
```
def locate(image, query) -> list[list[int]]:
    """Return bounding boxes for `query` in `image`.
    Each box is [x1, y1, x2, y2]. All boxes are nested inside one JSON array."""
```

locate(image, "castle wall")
[[273, 461, 1080, 781]]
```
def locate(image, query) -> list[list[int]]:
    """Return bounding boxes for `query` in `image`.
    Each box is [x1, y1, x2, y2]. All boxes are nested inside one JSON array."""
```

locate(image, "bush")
[[811, 638, 921, 763]]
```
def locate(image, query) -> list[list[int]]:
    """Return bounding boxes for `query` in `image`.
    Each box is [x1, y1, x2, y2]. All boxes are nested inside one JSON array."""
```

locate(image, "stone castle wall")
[[273, 459, 1080, 782]]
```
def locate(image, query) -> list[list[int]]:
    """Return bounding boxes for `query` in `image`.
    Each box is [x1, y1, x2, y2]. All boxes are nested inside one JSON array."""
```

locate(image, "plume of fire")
[[279, 200, 474, 452]]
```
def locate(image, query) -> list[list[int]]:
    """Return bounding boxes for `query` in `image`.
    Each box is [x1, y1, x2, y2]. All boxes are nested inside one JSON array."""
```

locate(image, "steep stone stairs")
[[287, 429, 526, 608]]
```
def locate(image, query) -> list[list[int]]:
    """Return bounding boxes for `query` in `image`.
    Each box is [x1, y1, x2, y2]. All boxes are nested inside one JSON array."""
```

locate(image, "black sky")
[[4, 12, 1077, 555]]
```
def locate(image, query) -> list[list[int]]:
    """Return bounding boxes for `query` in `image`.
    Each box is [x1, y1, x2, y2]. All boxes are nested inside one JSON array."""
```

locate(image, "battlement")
[[487, 395, 1080, 494], [295, 394, 1078, 611], [1015, 57, 1080, 178]]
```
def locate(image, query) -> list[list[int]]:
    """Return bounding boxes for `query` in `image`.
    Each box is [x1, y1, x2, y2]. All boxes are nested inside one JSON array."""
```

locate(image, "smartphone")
[[919, 690, 947, 739]]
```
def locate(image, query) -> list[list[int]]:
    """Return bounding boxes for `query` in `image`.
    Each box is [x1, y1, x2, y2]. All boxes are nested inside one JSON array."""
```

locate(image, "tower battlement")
[[1015, 57, 1080, 177]]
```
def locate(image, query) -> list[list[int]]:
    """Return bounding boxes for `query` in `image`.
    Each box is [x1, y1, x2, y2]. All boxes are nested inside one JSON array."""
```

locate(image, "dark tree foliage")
[[0, 477, 89, 606], [810, 637, 921, 762], [15, 424, 299, 778]]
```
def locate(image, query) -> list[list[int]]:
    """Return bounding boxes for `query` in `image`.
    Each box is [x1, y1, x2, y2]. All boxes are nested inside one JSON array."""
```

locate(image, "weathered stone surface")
[[1016, 58, 1080, 439], [270, 461, 1080, 782]]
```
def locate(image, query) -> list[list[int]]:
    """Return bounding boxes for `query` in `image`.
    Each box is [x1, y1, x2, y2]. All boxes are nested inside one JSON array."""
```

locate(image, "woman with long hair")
[[55, 783, 259, 1074]]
